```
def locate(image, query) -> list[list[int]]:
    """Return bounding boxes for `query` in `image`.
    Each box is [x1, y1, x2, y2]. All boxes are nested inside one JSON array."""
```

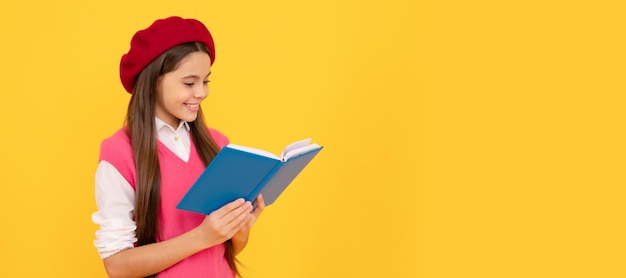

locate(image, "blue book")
[[176, 138, 323, 215]]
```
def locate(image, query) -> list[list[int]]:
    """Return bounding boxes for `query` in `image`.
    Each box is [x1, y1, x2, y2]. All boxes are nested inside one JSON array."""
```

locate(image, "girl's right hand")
[[195, 198, 253, 248]]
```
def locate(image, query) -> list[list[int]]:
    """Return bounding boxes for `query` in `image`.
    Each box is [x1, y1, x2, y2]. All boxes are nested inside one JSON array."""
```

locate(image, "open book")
[[176, 138, 323, 214]]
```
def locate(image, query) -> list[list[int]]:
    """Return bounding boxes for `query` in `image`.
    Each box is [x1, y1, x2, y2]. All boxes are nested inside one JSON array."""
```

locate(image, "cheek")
[[159, 83, 182, 104]]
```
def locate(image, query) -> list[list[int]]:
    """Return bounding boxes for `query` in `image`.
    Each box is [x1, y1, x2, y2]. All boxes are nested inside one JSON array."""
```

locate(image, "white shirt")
[[92, 118, 191, 259]]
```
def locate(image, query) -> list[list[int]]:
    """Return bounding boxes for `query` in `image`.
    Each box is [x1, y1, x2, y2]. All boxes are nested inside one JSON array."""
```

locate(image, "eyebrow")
[[182, 72, 211, 79]]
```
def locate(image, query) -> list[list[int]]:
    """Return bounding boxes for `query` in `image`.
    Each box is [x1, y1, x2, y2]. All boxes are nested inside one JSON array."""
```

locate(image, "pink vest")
[[99, 127, 233, 278]]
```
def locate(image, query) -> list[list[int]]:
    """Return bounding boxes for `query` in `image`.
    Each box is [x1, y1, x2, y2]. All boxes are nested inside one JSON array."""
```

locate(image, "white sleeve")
[[91, 160, 138, 259]]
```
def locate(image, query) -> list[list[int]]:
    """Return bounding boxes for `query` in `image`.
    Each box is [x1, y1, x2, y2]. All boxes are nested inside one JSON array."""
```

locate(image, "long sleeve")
[[92, 160, 137, 259]]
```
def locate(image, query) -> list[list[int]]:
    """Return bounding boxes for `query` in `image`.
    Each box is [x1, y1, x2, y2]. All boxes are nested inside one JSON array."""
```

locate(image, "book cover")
[[176, 140, 322, 215]]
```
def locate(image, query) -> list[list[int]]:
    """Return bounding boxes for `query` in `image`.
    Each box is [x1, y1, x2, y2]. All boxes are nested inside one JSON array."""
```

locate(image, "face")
[[155, 51, 211, 128]]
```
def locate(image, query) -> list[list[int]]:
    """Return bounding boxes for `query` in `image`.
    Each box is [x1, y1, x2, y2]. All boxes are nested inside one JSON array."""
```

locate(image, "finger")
[[256, 194, 265, 209], [224, 204, 253, 233], [222, 201, 253, 225], [210, 198, 245, 219], [253, 195, 265, 218]]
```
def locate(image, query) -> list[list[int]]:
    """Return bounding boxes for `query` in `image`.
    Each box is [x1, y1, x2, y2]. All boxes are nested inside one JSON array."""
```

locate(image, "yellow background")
[[0, 0, 624, 277]]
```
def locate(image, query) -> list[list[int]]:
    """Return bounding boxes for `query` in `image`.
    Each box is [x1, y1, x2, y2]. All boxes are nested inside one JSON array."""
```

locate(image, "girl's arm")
[[232, 194, 265, 256], [103, 199, 253, 278]]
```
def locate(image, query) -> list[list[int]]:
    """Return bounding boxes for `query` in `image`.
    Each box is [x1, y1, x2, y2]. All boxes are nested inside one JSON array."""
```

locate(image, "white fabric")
[[92, 119, 191, 259], [155, 118, 191, 162]]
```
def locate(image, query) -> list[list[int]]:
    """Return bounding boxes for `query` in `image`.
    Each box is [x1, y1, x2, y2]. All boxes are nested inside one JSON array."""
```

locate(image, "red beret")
[[119, 16, 216, 93]]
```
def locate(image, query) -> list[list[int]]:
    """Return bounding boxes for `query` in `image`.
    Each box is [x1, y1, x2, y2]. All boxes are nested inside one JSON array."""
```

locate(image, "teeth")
[[186, 104, 199, 108]]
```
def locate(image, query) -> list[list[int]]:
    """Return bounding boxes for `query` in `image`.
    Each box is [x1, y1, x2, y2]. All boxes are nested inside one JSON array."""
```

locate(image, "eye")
[[184, 82, 194, 87], [203, 80, 211, 85]]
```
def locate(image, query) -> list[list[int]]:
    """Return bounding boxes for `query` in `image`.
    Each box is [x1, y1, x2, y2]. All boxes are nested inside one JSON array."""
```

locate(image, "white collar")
[[155, 117, 190, 132]]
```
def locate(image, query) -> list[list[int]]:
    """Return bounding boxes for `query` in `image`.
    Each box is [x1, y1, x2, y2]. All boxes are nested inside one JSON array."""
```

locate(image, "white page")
[[282, 143, 321, 161], [226, 144, 279, 160], [280, 138, 312, 159]]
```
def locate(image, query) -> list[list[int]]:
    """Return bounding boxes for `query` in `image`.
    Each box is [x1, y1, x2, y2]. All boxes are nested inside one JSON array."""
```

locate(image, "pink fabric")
[[99, 127, 233, 278]]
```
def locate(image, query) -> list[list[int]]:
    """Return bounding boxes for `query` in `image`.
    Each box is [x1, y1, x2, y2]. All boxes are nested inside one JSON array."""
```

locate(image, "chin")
[[182, 115, 199, 123]]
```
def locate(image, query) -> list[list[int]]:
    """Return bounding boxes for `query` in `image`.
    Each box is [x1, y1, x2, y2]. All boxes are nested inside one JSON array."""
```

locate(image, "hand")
[[233, 194, 265, 241], [195, 198, 253, 248]]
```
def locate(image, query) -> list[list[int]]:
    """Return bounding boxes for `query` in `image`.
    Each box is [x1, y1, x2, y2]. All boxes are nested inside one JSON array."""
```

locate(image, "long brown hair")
[[125, 42, 239, 277]]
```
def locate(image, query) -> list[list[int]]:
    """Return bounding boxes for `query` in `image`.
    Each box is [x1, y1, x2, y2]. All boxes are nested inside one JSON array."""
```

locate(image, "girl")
[[92, 16, 264, 278]]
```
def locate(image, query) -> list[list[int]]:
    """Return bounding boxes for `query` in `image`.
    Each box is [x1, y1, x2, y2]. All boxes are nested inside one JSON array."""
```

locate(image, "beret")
[[119, 16, 215, 93]]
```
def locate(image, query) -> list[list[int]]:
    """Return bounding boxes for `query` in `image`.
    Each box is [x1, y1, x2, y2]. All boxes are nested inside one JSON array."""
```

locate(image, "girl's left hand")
[[233, 194, 265, 240]]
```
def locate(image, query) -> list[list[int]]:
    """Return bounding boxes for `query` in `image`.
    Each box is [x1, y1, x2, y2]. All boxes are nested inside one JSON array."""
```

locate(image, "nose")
[[194, 85, 209, 100]]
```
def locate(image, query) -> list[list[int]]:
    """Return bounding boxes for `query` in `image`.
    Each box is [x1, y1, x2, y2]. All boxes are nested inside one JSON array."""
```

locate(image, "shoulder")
[[207, 127, 230, 148], [99, 128, 136, 185], [100, 128, 132, 157]]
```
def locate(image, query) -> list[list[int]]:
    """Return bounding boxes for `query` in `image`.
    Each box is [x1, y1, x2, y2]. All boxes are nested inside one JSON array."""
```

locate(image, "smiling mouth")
[[185, 103, 199, 109]]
